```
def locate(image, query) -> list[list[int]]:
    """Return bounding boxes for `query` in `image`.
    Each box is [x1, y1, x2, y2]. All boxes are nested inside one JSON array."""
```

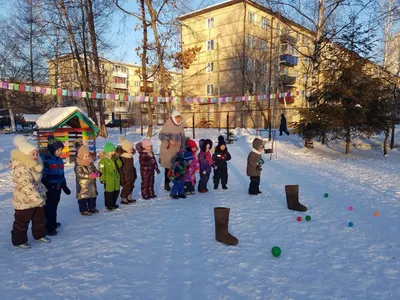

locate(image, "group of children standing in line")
[[9, 133, 265, 249]]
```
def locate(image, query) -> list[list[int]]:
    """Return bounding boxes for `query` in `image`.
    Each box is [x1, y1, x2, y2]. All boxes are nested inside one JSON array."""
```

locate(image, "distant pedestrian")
[[279, 114, 290, 136]]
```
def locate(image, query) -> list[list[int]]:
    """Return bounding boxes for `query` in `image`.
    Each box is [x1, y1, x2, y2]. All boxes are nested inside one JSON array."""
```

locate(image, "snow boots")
[[214, 207, 238, 246], [285, 185, 308, 212]]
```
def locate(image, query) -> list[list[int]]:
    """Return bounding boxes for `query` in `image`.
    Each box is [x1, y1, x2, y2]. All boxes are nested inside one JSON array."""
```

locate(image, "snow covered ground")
[[0, 127, 400, 300]]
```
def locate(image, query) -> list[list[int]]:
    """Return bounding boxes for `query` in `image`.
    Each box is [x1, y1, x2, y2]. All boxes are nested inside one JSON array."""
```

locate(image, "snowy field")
[[0, 126, 400, 300]]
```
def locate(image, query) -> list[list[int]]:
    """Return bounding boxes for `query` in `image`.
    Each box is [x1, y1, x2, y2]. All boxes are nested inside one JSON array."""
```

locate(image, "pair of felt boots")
[[214, 185, 307, 246]]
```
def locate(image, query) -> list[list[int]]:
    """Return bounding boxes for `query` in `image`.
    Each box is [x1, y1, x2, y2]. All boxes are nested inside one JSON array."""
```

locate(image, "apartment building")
[[385, 32, 400, 75], [179, 0, 315, 127], [48, 55, 181, 124]]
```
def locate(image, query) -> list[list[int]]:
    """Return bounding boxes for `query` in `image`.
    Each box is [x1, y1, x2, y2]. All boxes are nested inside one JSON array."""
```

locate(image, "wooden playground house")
[[35, 107, 98, 164]]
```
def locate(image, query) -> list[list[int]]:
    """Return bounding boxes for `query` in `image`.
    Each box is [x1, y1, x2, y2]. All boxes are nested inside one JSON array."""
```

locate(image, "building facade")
[[178, 0, 316, 127], [48, 55, 182, 124], [385, 32, 400, 76]]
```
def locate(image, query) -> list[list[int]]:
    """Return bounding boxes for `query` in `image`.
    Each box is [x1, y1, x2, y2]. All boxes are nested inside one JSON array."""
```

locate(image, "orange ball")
[[374, 211, 379, 217]]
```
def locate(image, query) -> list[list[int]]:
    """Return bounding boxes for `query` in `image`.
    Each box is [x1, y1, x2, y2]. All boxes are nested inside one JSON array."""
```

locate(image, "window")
[[247, 59, 255, 71], [206, 62, 214, 73], [207, 40, 214, 51], [206, 84, 214, 95], [260, 85, 267, 94], [206, 17, 214, 29], [261, 17, 268, 30], [248, 12, 255, 24], [114, 77, 126, 84], [247, 34, 256, 48], [260, 39, 267, 51], [134, 81, 140, 87], [276, 23, 281, 34], [260, 62, 267, 73]]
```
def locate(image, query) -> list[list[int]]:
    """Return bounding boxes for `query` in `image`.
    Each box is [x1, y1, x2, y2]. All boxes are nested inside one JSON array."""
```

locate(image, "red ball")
[[297, 216, 302, 222]]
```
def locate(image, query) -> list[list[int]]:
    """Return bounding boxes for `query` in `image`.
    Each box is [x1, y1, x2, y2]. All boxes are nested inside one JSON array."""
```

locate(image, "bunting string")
[[0, 81, 305, 104]]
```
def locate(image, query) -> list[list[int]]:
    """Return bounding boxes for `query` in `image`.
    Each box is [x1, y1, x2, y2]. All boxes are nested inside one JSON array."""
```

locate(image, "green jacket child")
[[98, 142, 123, 210]]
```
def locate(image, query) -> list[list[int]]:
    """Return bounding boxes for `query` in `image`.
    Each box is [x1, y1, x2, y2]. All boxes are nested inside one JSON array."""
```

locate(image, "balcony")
[[112, 71, 128, 78], [278, 96, 295, 104], [114, 106, 128, 113], [140, 86, 154, 93], [280, 33, 297, 45], [280, 55, 298, 67], [280, 74, 296, 85], [113, 83, 128, 89]]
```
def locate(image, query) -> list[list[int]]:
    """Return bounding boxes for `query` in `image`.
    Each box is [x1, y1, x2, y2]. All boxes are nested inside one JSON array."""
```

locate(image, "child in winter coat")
[[198, 139, 213, 193], [169, 155, 189, 199], [136, 138, 160, 200], [117, 137, 137, 205], [98, 142, 122, 211], [10, 135, 51, 249], [74, 141, 100, 216], [183, 140, 200, 195], [247, 138, 265, 195], [213, 136, 232, 190], [40, 135, 70, 236]]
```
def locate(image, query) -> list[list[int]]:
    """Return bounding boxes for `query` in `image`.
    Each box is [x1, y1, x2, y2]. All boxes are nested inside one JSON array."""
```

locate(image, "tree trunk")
[[345, 127, 351, 154], [29, 0, 36, 110], [390, 122, 395, 149], [58, 0, 97, 123], [138, 0, 152, 138], [384, 128, 389, 156], [6, 92, 16, 132], [145, 0, 170, 114], [84, 0, 107, 138]]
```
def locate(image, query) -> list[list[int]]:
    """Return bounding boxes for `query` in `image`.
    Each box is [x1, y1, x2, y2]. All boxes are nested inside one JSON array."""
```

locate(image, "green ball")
[[324, 193, 329, 198], [305, 215, 311, 221], [271, 246, 281, 257]]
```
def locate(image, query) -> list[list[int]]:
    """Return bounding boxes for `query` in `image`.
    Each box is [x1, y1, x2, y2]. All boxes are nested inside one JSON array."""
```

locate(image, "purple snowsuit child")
[[198, 139, 213, 193], [135, 139, 160, 200]]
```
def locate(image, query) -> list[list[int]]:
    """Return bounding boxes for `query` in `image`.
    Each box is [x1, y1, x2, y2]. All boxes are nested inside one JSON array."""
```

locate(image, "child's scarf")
[[205, 151, 213, 166]]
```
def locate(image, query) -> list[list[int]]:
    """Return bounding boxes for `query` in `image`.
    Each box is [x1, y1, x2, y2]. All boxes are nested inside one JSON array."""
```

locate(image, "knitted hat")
[[171, 110, 182, 125], [142, 138, 152, 148], [183, 151, 194, 161], [217, 135, 226, 147], [119, 137, 134, 152], [47, 135, 64, 154], [104, 142, 116, 153], [174, 155, 184, 162], [13, 135, 37, 155], [187, 139, 197, 149]]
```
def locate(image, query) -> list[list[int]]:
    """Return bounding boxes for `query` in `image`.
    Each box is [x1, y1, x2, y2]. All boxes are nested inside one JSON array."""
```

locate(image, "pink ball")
[[349, 206, 354, 211]]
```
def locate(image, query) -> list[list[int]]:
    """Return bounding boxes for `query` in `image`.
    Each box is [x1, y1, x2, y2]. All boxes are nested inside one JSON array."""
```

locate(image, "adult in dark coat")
[[212, 136, 231, 190], [158, 111, 185, 192], [279, 113, 290, 136]]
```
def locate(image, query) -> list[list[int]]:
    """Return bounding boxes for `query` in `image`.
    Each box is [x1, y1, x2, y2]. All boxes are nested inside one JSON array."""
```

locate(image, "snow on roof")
[[178, 0, 235, 19], [35, 106, 91, 129], [23, 114, 41, 122]]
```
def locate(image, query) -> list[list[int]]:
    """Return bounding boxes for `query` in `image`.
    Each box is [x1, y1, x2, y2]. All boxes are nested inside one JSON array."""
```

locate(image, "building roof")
[[22, 114, 41, 123], [35, 106, 98, 132], [178, 0, 315, 37]]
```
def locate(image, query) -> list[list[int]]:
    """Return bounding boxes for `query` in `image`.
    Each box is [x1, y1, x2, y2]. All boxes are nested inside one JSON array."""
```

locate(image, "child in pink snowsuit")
[[183, 145, 200, 195]]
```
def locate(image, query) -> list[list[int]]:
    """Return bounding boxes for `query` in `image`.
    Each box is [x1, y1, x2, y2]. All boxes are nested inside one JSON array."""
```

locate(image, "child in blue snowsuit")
[[169, 155, 188, 199], [40, 135, 71, 236]]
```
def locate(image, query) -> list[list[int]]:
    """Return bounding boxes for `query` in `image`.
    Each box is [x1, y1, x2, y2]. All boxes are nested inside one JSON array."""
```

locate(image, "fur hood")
[[10, 149, 43, 173], [116, 145, 133, 158], [98, 151, 107, 159]]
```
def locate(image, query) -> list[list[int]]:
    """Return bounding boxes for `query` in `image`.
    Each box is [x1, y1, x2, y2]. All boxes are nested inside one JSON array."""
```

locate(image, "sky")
[[0, 0, 398, 65]]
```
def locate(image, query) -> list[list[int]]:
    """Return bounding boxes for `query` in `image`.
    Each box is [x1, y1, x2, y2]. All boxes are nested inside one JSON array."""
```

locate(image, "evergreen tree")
[[296, 16, 393, 154]]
